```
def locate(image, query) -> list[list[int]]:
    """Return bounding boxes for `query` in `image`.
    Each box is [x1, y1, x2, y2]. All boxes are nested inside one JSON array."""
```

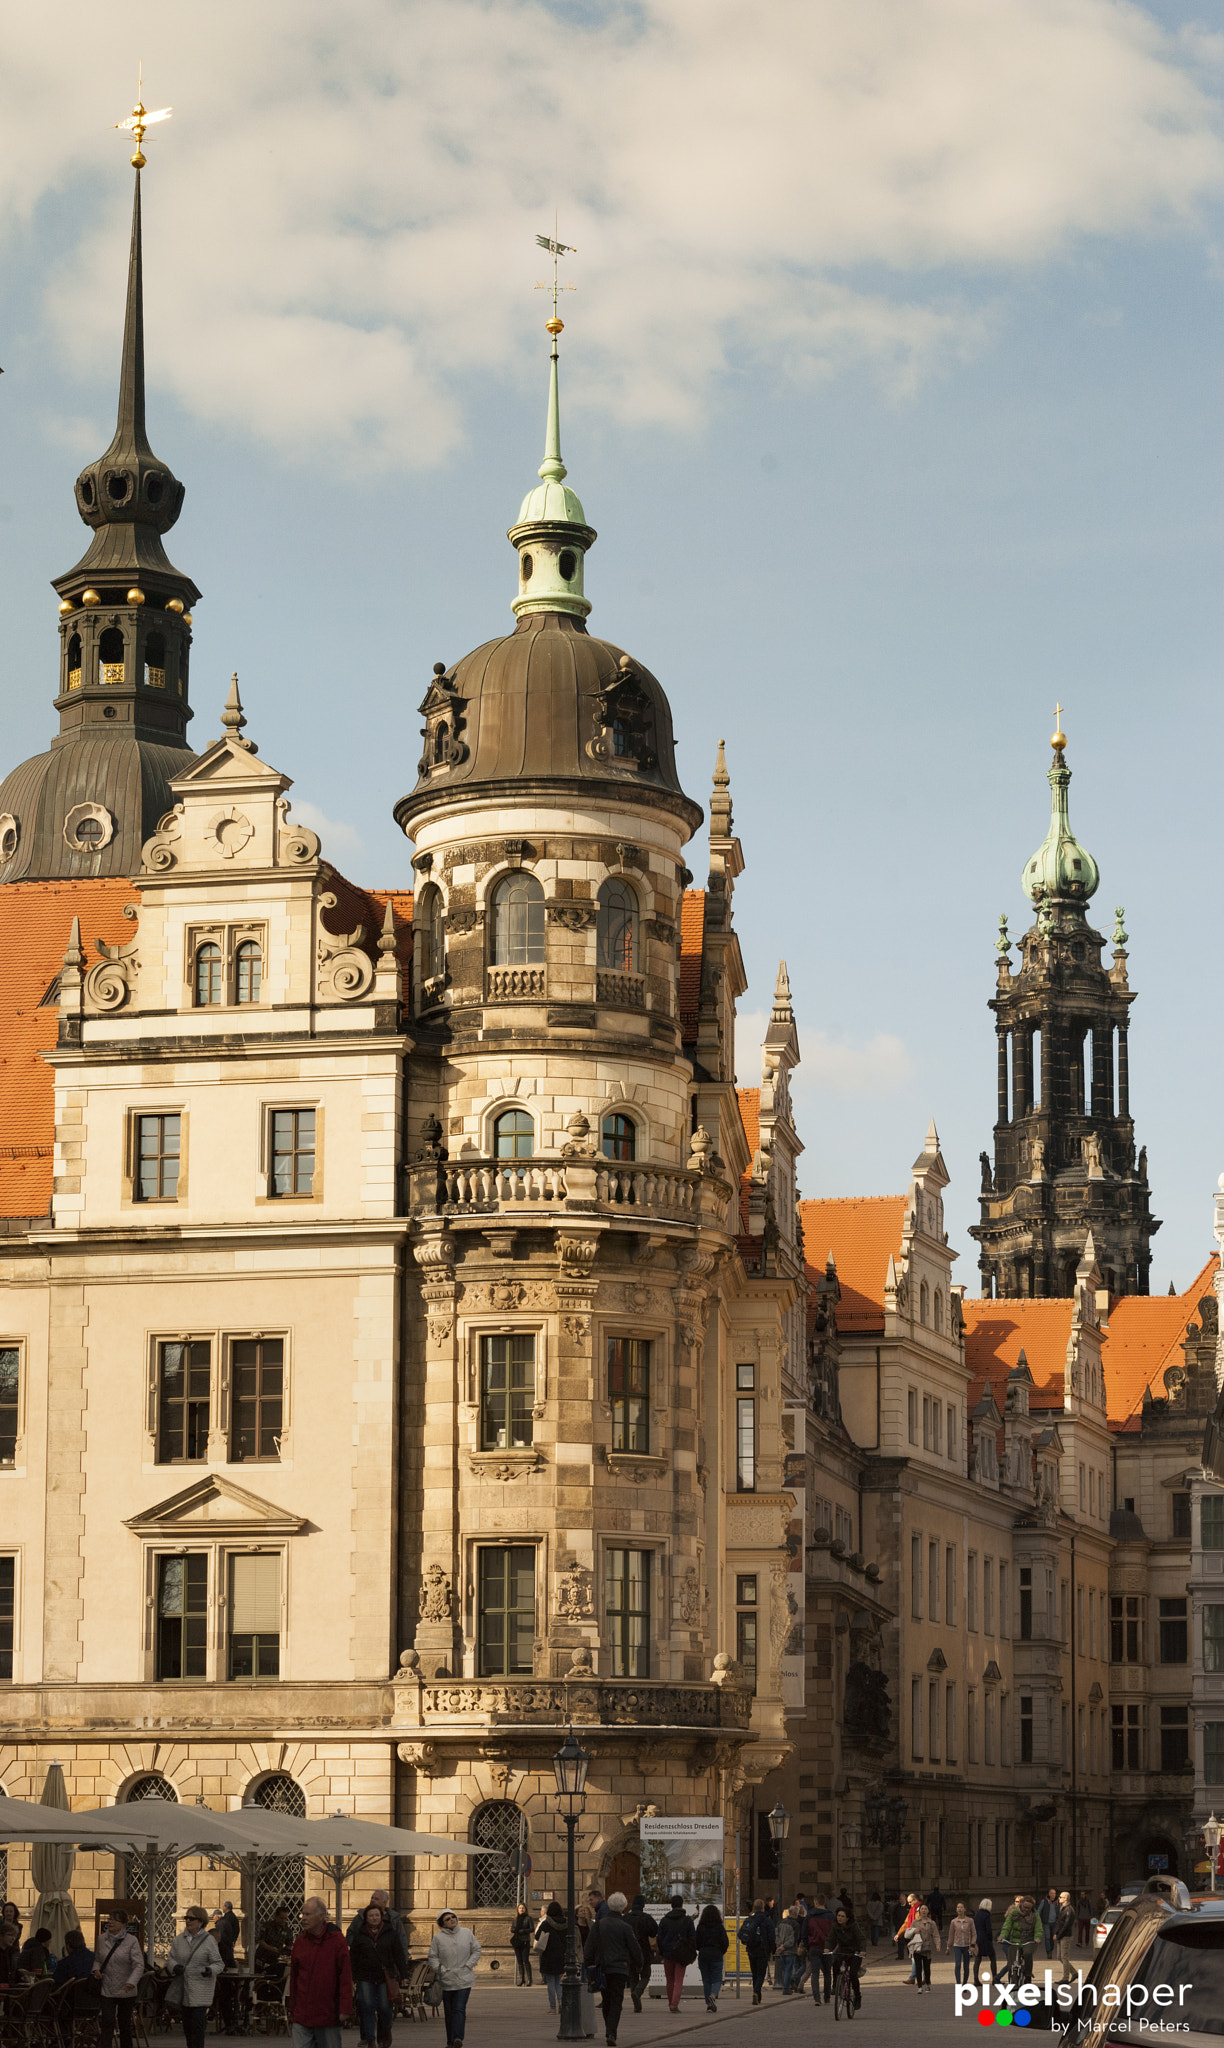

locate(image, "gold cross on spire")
[[114, 64, 172, 169], [1052, 701, 1067, 753], [535, 216, 577, 337]]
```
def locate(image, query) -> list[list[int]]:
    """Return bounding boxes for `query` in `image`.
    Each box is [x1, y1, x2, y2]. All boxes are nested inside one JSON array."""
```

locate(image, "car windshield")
[[1129, 1924, 1224, 2037]]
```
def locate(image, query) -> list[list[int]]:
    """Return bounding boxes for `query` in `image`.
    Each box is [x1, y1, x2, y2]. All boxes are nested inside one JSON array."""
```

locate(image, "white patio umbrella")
[[253, 1810, 496, 1931], [30, 1763, 80, 1953]]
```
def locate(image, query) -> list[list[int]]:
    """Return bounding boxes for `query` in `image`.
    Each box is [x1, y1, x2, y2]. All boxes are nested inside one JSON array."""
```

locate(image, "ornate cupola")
[[970, 714, 1159, 1299], [0, 108, 199, 884], [506, 322, 596, 620]]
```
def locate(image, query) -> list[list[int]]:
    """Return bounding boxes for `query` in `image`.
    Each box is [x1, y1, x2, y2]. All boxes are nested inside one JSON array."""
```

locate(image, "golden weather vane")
[[535, 218, 577, 336], [113, 63, 172, 168]]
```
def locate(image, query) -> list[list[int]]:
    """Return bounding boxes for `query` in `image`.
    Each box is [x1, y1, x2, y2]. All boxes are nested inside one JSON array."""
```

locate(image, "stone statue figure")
[[1083, 1132, 1103, 1177], [980, 1151, 994, 1194], [1029, 1137, 1045, 1180]]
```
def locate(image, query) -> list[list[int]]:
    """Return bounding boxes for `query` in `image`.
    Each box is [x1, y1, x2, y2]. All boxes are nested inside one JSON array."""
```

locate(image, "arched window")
[[145, 630, 167, 690], [99, 626, 125, 686], [933, 1290, 944, 1334], [66, 633, 82, 691], [123, 1774, 178, 1954], [236, 941, 262, 1004], [596, 878, 639, 972], [470, 1801, 525, 1909], [415, 884, 444, 994], [919, 1281, 929, 1326], [194, 944, 222, 1007], [251, 1775, 306, 1932], [602, 1112, 636, 1162], [432, 722, 449, 764], [493, 1109, 534, 1160], [491, 872, 544, 965]]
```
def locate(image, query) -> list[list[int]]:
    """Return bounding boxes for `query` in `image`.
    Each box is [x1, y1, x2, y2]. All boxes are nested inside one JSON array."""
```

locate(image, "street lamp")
[[768, 1802, 791, 1916], [553, 1729, 591, 2042], [1205, 1815, 1221, 1897]]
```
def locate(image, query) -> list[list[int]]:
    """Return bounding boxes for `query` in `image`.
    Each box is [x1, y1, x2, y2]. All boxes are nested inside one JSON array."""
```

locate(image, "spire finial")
[[1052, 701, 1066, 754], [220, 673, 255, 751], [62, 916, 83, 970], [713, 739, 730, 790], [113, 66, 172, 171], [534, 225, 577, 487]]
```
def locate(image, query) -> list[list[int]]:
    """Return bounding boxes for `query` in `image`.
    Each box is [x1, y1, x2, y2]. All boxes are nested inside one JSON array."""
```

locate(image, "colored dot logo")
[[976, 2013, 1030, 2028]]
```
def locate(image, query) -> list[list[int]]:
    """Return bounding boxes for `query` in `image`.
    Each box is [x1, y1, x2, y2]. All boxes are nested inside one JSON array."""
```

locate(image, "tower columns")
[[1118, 1023, 1130, 1120], [1092, 1024, 1113, 1120], [997, 1028, 1009, 1125]]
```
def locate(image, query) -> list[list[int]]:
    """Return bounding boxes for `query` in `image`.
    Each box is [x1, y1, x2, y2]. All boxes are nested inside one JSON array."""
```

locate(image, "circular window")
[[79, 476, 95, 508], [107, 472, 131, 504], [103, 705, 117, 718], [520, 553, 534, 582], [559, 549, 576, 581], [63, 804, 114, 853], [145, 474, 164, 505], [76, 818, 104, 847], [0, 815, 18, 863]]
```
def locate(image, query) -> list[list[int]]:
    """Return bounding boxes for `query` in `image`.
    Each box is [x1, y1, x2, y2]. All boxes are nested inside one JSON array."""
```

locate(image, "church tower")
[[970, 715, 1159, 1298], [0, 128, 199, 884]]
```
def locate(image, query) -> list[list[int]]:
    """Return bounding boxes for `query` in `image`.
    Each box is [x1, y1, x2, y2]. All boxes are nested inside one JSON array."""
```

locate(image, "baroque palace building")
[[1, 150, 1221, 1949]]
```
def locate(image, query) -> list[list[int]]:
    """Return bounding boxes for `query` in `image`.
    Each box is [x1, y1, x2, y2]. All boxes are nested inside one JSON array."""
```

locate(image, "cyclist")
[[828, 1907, 863, 2011], [998, 1897, 1037, 1987]]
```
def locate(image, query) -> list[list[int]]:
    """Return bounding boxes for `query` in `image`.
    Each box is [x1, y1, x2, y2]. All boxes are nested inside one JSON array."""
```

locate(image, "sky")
[[0, 0, 1221, 1291]]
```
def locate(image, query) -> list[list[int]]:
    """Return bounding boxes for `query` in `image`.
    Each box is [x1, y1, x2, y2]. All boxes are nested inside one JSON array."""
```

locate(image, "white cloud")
[[287, 799, 364, 862], [737, 1007, 914, 1097], [3, 0, 1221, 467]]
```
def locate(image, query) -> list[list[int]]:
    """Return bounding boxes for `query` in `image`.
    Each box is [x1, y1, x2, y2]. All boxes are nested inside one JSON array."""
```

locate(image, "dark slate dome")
[[0, 733, 194, 883], [395, 611, 702, 837]]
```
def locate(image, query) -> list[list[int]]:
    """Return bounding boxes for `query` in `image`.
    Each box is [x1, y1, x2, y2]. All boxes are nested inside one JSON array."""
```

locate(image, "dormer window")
[[433, 723, 449, 765]]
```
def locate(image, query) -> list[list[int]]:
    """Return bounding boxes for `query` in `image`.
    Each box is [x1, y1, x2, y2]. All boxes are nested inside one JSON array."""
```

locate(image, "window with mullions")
[[0, 1557, 13, 1681], [1019, 1566, 1032, 1640], [236, 941, 262, 1004], [606, 1549, 650, 1678], [156, 1555, 208, 1680], [194, 944, 222, 1006], [493, 1109, 534, 1160], [1205, 1607, 1224, 1674], [601, 1113, 636, 1162], [270, 1110, 315, 1196], [156, 1342, 211, 1463], [1159, 1598, 1188, 1664], [136, 1114, 180, 1201], [1206, 1721, 1224, 1786], [608, 1338, 649, 1453], [1111, 1594, 1143, 1663], [480, 1334, 535, 1451], [490, 872, 545, 965], [0, 1349, 17, 1465], [736, 1364, 755, 1492], [228, 1553, 280, 1680], [736, 1575, 757, 1694], [1160, 1705, 1189, 1772], [230, 1338, 283, 1462], [1203, 1495, 1224, 1549], [477, 1546, 535, 1676], [596, 878, 639, 972], [1112, 1701, 1141, 1771], [1172, 1492, 1191, 1540], [1020, 1695, 1033, 1763]]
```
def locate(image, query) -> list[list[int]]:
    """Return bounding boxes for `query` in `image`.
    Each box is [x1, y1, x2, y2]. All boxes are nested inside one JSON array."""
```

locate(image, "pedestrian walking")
[[775, 1909, 798, 1994], [949, 1902, 976, 1986], [1038, 1888, 1059, 1959], [623, 1896, 657, 2014], [509, 1905, 534, 1987], [1075, 1892, 1092, 1948], [804, 1897, 834, 2005], [92, 1910, 144, 2048], [583, 1892, 642, 2047], [346, 1896, 410, 1981], [1053, 1893, 1076, 1982], [534, 1902, 567, 2015], [53, 1931, 96, 1988], [972, 1901, 996, 1989], [694, 1904, 728, 2012], [740, 1899, 775, 2007], [426, 1912, 481, 2048], [166, 1907, 225, 2048], [656, 1896, 697, 2011], [906, 1904, 940, 1993], [927, 1885, 946, 1934], [348, 1904, 402, 2048], [895, 1893, 919, 1966], [866, 1892, 883, 1946], [288, 1897, 353, 2048]]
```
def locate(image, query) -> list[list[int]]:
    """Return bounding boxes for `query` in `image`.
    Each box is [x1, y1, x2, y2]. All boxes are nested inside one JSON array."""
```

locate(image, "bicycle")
[[1001, 1941, 1034, 1994], [832, 1952, 861, 2020]]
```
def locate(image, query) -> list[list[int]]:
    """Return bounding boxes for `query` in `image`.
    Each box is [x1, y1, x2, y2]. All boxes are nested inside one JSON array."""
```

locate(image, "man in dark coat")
[[624, 1895, 658, 2014], [583, 1893, 642, 2047], [740, 1899, 776, 2006], [972, 1900, 996, 1989], [655, 1897, 697, 2012]]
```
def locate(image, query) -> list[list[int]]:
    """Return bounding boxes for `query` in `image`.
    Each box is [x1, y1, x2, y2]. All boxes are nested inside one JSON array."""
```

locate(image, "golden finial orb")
[[58, 598, 74, 616], [127, 588, 146, 606], [546, 317, 564, 336], [81, 588, 100, 606], [1051, 700, 1067, 753], [167, 597, 184, 614], [182, 612, 193, 626]]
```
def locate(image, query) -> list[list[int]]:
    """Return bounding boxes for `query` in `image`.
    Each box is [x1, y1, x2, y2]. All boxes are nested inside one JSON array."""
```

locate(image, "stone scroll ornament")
[[85, 925, 140, 1011], [275, 797, 321, 865], [316, 893, 376, 999], [418, 1563, 453, 1622]]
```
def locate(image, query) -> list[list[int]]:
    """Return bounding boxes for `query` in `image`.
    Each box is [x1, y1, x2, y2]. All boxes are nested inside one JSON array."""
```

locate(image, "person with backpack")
[[694, 1904, 728, 2012], [656, 1897, 697, 2011], [624, 1896, 657, 2014], [804, 1897, 834, 2005], [740, 1899, 775, 2006], [583, 1893, 642, 2048], [775, 1908, 798, 1994], [533, 1902, 567, 2015]]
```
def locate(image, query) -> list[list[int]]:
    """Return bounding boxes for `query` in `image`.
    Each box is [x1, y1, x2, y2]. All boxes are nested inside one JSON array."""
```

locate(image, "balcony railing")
[[414, 1676, 752, 1729], [486, 966, 546, 1000], [413, 1155, 732, 1228], [596, 970, 645, 1009]]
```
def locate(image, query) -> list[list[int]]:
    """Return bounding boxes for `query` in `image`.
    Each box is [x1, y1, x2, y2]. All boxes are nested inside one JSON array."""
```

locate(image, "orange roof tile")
[[1100, 1256, 1218, 1428], [962, 1300, 1074, 1416], [800, 1195, 907, 1333], [736, 1087, 760, 1232], [0, 878, 136, 1218], [679, 890, 705, 1043]]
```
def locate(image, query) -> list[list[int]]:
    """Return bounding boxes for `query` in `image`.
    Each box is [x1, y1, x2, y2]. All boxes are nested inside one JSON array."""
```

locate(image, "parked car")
[[1070, 1889, 1224, 2045], [1092, 1907, 1122, 1951]]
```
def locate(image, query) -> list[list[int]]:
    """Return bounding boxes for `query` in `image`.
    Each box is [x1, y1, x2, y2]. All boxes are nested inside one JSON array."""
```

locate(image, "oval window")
[[79, 477, 95, 508], [520, 553, 534, 582], [146, 474, 164, 505], [559, 550, 576, 581]]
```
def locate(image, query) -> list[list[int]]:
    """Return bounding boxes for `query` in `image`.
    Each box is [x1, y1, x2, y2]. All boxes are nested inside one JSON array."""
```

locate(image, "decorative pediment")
[[1088, 1681, 1104, 1704], [926, 1647, 947, 1672], [982, 1660, 1003, 1685], [124, 1475, 306, 1539], [173, 737, 287, 787]]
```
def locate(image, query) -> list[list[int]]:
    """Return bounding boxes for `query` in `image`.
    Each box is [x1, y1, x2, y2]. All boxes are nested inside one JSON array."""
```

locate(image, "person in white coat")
[[166, 1908, 225, 2048], [426, 1912, 481, 2047]]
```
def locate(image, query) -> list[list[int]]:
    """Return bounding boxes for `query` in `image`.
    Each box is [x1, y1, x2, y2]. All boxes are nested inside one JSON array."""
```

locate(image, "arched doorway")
[[607, 1849, 641, 1901]]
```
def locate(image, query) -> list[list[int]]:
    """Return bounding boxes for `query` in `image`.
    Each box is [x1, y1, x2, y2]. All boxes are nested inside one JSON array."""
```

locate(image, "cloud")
[[2, 0, 1221, 467], [287, 799, 364, 862], [737, 1008, 914, 1097]]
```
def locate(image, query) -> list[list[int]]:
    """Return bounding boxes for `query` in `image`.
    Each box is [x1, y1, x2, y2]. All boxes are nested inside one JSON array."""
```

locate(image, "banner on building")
[[639, 1815, 725, 1921]]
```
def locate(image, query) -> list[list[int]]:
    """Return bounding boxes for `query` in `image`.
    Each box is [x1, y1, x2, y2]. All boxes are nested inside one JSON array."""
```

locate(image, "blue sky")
[[1, 0, 1222, 1290]]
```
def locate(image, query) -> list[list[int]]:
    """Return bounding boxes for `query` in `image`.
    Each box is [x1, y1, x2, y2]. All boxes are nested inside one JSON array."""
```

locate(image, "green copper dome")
[[1022, 745, 1099, 903], [507, 334, 596, 621]]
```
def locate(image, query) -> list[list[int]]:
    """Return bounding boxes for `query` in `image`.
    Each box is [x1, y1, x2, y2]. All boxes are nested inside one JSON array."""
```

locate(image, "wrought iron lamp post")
[[1205, 1814, 1221, 1897], [768, 1801, 790, 1916], [553, 1729, 591, 2042]]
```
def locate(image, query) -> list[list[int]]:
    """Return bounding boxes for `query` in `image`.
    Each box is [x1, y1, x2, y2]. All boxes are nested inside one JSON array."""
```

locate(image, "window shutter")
[[231, 1553, 280, 1632]]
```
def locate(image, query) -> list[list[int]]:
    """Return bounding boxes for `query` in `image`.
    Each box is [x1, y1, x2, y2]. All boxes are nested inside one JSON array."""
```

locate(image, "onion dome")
[[1021, 719, 1099, 905]]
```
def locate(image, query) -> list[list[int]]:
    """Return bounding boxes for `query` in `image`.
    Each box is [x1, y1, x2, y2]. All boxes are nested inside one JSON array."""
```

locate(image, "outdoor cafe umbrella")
[[238, 1808, 498, 1932], [30, 1763, 80, 1953]]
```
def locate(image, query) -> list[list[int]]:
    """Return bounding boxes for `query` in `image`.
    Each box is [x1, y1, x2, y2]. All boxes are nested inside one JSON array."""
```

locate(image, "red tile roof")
[[678, 890, 705, 1043], [1100, 1256, 1218, 1428], [799, 1195, 908, 1333], [962, 1300, 1074, 1416], [737, 1087, 760, 1232]]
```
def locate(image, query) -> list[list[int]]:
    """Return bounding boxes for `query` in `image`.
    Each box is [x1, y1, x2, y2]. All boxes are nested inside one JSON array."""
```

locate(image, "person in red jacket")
[[288, 1898, 353, 2048]]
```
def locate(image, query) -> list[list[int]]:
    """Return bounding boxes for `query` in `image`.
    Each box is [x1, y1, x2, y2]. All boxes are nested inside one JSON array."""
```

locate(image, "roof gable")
[[799, 1194, 907, 1333]]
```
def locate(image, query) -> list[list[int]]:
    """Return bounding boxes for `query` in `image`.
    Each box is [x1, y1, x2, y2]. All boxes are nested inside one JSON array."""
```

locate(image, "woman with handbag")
[[165, 1907, 225, 2048], [426, 1912, 481, 2048], [534, 1902, 567, 2014], [348, 1905, 402, 2048]]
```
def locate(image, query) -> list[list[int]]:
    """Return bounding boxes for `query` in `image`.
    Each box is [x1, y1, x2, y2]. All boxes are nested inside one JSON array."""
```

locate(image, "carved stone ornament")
[[562, 1313, 591, 1344], [414, 1235, 456, 1283], [275, 797, 320, 865], [547, 902, 596, 931], [467, 1451, 546, 1482], [419, 1563, 453, 1622], [427, 1311, 454, 1347], [141, 806, 183, 872], [203, 805, 254, 861], [85, 930, 140, 1012], [63, 801, 115, 854], [0, 813, 19, 865], [647, 917, 676, 944], [397, 1741, 442, 1777], [679, 1566, 702, 1627], [317, 894, 376, 1001], [558, 1235, 599, 1279], [556, 1560, 595, 1621]]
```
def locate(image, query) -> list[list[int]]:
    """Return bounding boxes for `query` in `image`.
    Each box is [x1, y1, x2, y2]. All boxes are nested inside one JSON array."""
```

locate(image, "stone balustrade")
[[412, 1156, 732, 1228], [412, 1676, 752, 1730], [486, 966, 546, 1000]]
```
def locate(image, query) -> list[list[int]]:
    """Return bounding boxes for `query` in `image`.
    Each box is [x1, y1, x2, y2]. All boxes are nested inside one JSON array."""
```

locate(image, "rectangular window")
[[1205, 1607, 1224, 1674], [1159, 1597, 1188, 1664], [946, 1683, 957, 1762], [736, 1373, 756, 1493], [923, 1395, 932, 1450], [967, 1552, 978, 1632], [946, 1546, 957, 1626], [1110, 1594, 1142, 1663], [999, 1563, 1010, 1638], [984, 1557, 995, 1635], [156, 1554, 208, 1680], [479, 1333, 535, 1451], [135, 1113, 180, 1201], [0, 1348, 17, 1466], [1045, 1567, 1054, 1635], [1089, 1587, 1097, 1659], [967, 1687, 978, 1763], [1019, 1566, 1032, 1640], [1203, 1496, 1224, 1550], [929, 1540, 940, 1622], [1077, 1583, 1085, 1656], [1089, 1467, 1096, 1516], [1020, 1695, 1033, 1764], [1061, 1579, 1069, 1645], [478, 1545, 535, 1677], [984, 1691, 996, 1766], [156, 1341, 211, 1463], [1001, 1692, 1012, 1768], [606, 1549, 650, 1678], [947, 1403, 957, 1460], [1061, 1701, 1070, 1767], [933, 1403, 943, 1457], [1079, 1463, 1086, 1511], [1078, 1703, 1087, 1772], [1111, 1702, 1141, 1771], [1172, 1491, 1192, 1540], [928, 1679, 941, 1759], [1160, 1705, 1189, 1773], [908, 1388, 918, 1445], [911, 1677, 922, 1759], [270, 1109, 315, 1197], [736, 1611, 758, 1693], [0, 1557, 12, 1682], [1205, 1722, 1224, 1786], [229, 1338, 283, 1462], [911, 1533, 922, 1619], [228, 1553, 280, 1680], [1003, 1822, 1011, 1877], [608, 1337, 650, 1453]]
